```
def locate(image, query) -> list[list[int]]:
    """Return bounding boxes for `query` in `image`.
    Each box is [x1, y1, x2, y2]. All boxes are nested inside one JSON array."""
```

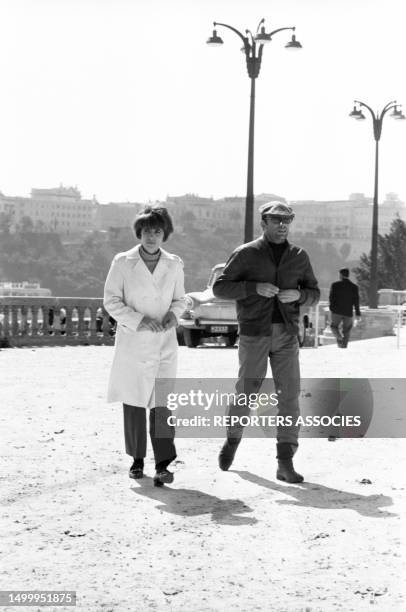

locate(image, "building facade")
[[0, 281, 51, 297], [165, 192, 285, 232], [289, 193, 406, 259], [0, 185, 97, 234], [94, 202, 143, 230], [1, 187, 404, 257]]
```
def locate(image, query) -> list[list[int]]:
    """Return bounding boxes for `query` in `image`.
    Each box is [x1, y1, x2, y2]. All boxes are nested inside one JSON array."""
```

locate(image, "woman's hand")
[[138, 316, 164, 332], [162, 311, 177, 330]]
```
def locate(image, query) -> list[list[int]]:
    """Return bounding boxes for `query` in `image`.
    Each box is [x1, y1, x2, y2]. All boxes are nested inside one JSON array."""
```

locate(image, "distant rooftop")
[[167, 194, 214, 203], [31, 185, 81, 199]]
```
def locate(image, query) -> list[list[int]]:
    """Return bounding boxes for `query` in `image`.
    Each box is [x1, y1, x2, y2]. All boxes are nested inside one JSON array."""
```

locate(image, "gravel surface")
[[1, 333, 405, 611]]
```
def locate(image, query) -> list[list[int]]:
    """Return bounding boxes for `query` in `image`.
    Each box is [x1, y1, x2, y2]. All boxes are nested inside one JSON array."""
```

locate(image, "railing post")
[[11, 306, 19, 336], [53, 310, 61, 334], [3, 306, 10, 336], [65, 307, 74, 337], [42, 307, 51, 335], [77, 307, 85, 337], [31, 307, 39, 337], [89, 308, 98, 339], [20, 306, 28, 336], [0, 305, 7, 344]]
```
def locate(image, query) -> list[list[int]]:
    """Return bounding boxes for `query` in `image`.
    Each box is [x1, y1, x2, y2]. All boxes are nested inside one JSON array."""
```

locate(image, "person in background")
[[104, 206, 185, 486], [329, 268, 361, 348], [213, 201, 320, 483]]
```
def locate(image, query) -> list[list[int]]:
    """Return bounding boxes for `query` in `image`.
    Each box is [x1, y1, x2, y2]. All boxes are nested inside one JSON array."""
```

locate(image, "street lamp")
[[349, 100, 405, 308], [207, 18, 302, 242]]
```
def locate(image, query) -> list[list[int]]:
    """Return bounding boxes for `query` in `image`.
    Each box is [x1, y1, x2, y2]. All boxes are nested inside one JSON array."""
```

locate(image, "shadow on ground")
[[232, 470, 396, 518], [131, 477, 258, 525]]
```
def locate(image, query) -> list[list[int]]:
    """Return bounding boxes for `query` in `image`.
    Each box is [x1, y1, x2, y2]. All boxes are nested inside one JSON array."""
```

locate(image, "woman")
[[104, 205, 185, 486]]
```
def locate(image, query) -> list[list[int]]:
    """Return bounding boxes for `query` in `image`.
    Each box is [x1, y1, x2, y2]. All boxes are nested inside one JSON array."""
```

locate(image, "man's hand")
[[138, 316, 164, 332], [256, 282, 279, 297], [277, 289, 301, 303], [162, 311, 177, 330]]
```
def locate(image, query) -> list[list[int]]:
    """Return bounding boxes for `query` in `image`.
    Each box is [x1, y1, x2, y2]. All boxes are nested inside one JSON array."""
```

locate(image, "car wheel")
[[183, 328, 201, 348], [224, 332, 238, 347]]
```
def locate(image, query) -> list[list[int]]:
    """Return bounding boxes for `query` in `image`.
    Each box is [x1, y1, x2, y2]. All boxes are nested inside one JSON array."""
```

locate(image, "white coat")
[[103, 244, 186, 407]]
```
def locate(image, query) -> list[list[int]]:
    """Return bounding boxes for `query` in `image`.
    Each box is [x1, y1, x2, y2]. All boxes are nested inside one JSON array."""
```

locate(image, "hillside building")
[[0, 185, 97, 234], [289, 193, 406, 259]]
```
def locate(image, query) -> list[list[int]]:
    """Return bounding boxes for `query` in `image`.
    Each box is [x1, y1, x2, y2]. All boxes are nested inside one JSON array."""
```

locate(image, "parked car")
[[178, 264, 238, 347], [178, 264, 321, 348]]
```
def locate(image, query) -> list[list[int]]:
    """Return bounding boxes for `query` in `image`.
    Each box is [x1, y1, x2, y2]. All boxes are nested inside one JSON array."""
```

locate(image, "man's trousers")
[[330, 313, 353, 347], [227, 324, 301, 453]]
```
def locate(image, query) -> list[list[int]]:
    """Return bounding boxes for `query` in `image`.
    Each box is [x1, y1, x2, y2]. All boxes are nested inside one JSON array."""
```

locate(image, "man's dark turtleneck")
[[267, 239, 287, 323]]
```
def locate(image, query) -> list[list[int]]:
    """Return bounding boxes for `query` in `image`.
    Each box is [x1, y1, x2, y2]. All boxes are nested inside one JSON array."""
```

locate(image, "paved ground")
[[1, 331, 405, 611], [177, 330, 406, 378]]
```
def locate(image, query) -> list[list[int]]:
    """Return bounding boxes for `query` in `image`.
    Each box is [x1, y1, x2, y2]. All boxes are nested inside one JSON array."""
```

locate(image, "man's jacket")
[[213, 236, 320, 336], [329, 279, 361, 318]]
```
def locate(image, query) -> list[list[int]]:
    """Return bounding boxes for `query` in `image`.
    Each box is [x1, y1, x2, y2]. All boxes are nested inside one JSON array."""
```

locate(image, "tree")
[[0, 211, 13, 234], [340, 243, 351, 260], [35, 219, 47, 232], [315, 225, 331, 238], [378, 218, 406, 288], [353, 217, 406, 304], [20, 215, 34, 233]]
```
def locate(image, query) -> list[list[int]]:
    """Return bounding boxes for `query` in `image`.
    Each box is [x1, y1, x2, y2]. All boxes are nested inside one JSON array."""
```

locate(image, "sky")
[[0, 0, 405, 204]]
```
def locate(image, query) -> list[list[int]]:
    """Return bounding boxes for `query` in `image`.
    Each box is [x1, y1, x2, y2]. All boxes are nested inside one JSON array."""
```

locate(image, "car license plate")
[[210, 325, 228, 333]]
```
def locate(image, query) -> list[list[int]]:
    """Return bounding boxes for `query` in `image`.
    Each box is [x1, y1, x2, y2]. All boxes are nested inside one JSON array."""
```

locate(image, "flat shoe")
[[129, 467, 144, 479]]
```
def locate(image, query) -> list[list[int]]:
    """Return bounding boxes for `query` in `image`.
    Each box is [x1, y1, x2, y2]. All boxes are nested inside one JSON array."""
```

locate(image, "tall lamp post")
[[207, 19, 302, 243], [349, 100, 405, 308]]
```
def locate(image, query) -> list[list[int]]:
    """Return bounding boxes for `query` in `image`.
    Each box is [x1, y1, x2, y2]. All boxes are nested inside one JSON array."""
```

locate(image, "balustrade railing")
[[0, 297, 115, 347]]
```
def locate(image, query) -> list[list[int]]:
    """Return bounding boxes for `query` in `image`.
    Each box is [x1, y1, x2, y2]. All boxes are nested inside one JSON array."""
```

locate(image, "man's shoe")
[[218, 439, 240, 471], [276, 458, 304, 483], [153, 469, 174, 487]]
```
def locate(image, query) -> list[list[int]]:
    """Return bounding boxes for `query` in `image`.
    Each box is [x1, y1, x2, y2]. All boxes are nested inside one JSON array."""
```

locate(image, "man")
[[213, 202, 320, 483], [329, 268, 361, 348]]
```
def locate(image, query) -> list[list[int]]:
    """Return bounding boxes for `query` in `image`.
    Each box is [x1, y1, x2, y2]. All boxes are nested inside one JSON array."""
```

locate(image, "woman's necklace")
[[140, 245, 161, 258], [140, 245, 161, 272]]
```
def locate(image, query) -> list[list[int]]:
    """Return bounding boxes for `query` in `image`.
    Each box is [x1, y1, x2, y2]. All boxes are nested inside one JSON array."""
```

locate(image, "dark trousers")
[[330, 313, 353, 347], [123, 404, 176, 470], [227, 324, 301, 454]]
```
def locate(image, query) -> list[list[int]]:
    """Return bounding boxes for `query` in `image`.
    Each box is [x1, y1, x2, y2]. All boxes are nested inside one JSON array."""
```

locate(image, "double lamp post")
[[349, 101, 405, 308], [207, 19, 302, 243]]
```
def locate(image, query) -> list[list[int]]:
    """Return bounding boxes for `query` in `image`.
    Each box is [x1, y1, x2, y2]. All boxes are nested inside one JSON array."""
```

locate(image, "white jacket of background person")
[[103, 244, 186, 407]]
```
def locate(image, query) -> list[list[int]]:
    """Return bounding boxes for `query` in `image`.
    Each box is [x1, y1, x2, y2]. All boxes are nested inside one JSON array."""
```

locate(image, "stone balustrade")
[[0, 297, 115, 347]]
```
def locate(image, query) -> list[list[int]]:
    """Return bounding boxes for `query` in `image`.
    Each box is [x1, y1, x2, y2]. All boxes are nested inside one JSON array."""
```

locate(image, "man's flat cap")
[[258, 201, 295, 218]]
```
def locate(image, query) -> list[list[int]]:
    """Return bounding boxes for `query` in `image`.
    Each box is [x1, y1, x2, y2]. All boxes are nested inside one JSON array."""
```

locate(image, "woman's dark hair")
[[133, 205, 174, 241]]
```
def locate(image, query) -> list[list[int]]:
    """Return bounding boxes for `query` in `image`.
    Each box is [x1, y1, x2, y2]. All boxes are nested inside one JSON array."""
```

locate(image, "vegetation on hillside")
[[1, 215, 392, 302], [353, 217, 406, 303]]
